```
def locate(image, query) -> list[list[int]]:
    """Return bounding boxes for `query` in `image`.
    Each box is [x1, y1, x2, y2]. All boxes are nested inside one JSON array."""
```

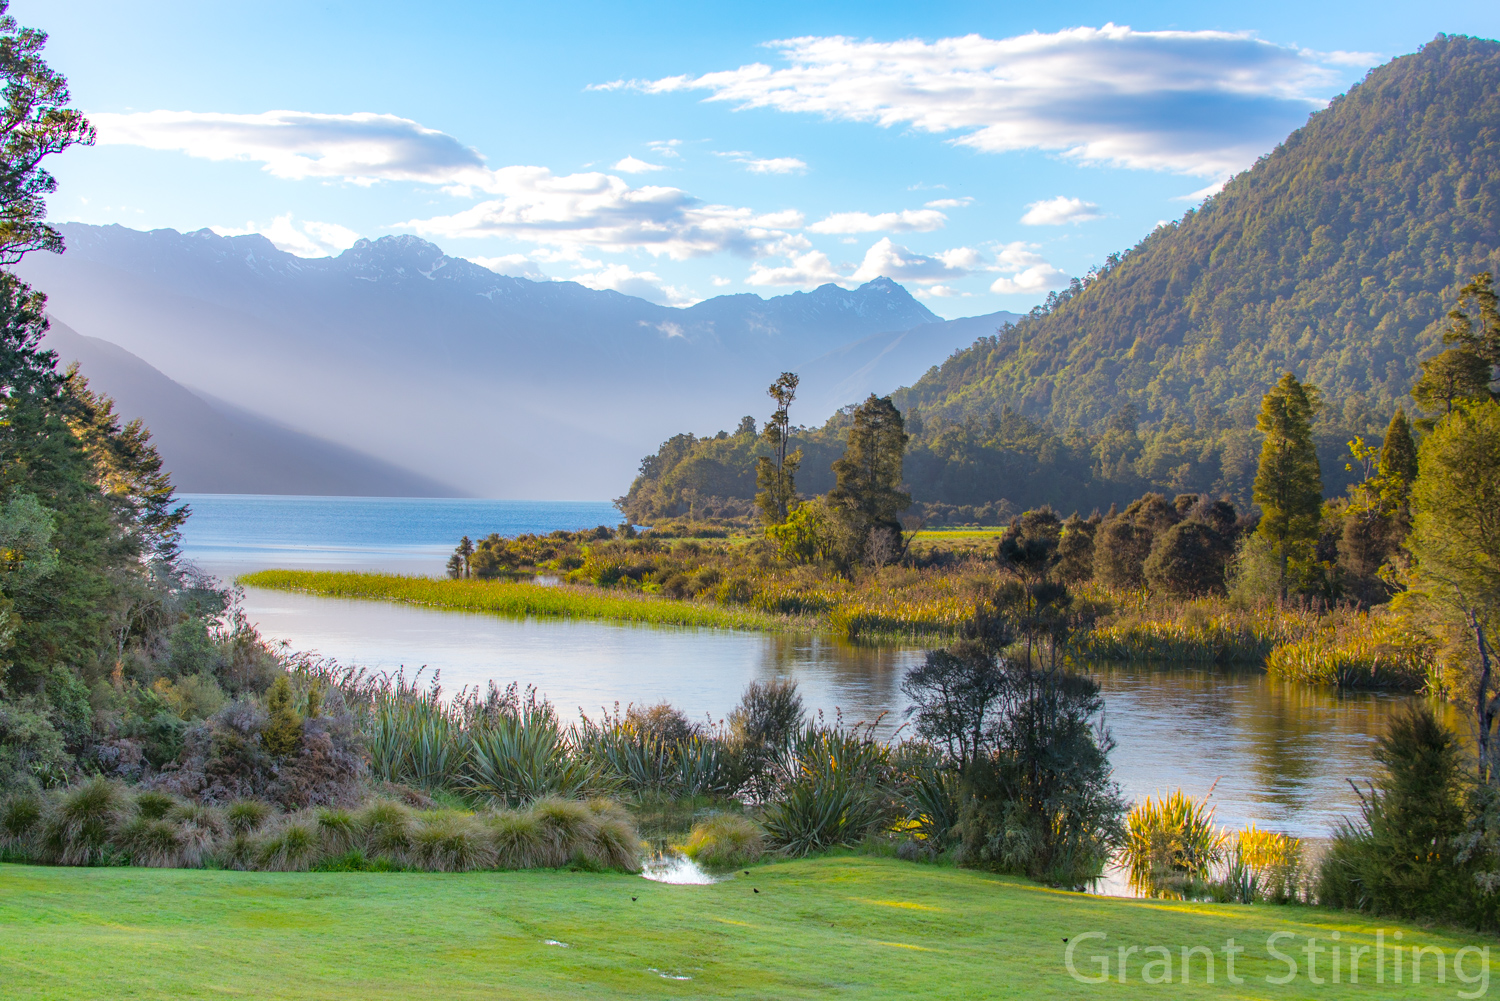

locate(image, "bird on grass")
[[753, 888, 759, 893]]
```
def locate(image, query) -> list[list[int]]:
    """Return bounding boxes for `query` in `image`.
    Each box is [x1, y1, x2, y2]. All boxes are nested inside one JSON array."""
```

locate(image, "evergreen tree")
[[1252, 373, 1324, 596], [826, 395, 910, 559], [754, 372, 801, 525], [260, 675, 303, 758], [1376, 407, 1419, 511]]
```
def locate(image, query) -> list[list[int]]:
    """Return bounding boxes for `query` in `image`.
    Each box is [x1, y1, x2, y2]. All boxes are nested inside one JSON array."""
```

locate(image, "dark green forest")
[[620, 35, 1500, 526]]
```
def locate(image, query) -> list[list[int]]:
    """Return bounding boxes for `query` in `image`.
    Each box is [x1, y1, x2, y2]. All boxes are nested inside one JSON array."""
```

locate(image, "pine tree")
[[1376, 407, 1418, 513], [827, 395, 910, 560], [261, 675, 303, 758], [1252, 373, 1324, 597], [754, 372, 801, 525]]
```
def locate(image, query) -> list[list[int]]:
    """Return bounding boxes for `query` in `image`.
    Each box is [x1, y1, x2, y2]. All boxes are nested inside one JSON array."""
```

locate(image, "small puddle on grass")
[[641, 852, 721, 885]]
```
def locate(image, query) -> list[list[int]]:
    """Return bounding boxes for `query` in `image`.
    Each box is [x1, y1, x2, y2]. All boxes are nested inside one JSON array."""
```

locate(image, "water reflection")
[[238, 586, 1440, 842]]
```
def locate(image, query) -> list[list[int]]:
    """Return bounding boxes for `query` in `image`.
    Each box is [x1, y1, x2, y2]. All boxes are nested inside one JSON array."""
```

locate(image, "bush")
[[762, 725, 891, 856], [1317, 704, 1474, 922], [254, 814, 322, 871], [1121, 790, 1226, 894], [225, 799, 272, 835], [681, 812, 764, 869], [729, 679, 805, 801]]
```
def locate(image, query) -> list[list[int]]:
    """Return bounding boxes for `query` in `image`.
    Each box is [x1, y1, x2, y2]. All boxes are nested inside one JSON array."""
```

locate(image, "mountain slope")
[[895, 34, 1500, 429], [15, 225, 941, 497], [43, 318, 464, 496]]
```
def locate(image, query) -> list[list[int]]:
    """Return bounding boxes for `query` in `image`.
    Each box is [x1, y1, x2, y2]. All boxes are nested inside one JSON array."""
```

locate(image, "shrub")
[[1121, 790, 1227, 894], [462, 713, 590, 807], [40, 776, 131, 865], [681, 812, 764, 869], [1318, 704, 1473, 922], [729, 679, 805, 801], [762, 726, 891, 856]]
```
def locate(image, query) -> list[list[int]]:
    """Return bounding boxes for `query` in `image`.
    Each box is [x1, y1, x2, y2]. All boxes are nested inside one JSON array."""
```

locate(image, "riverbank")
[[1, 856, 1486, 999]]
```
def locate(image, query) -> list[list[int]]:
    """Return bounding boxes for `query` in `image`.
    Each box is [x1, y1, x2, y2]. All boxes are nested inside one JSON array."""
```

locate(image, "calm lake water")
[[182, 495, 1433, 845]]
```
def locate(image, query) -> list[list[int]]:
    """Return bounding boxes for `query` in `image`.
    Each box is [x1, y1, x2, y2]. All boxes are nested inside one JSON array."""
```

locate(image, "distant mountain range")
[[43, 319, 462, 496], [18, 224, 1015, 497]]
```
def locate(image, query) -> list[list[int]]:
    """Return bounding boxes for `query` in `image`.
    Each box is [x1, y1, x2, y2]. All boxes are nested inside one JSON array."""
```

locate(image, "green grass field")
[[2, 857, 1490, 999]]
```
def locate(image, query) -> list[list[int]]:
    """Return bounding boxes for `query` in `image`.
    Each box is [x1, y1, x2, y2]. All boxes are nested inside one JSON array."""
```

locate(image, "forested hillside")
[[896, 33, 1500, 428], [621, 35, 1500, 524]]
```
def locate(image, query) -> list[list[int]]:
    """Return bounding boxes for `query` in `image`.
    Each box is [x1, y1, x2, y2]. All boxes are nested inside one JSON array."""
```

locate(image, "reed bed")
[[1119, 788, 1307, 903], [1264, 616, 1435, 691], [240, 570, 800, 632]]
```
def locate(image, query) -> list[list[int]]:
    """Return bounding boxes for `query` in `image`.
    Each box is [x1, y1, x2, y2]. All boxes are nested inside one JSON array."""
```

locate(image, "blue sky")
[[21, 0, 1500, 318]]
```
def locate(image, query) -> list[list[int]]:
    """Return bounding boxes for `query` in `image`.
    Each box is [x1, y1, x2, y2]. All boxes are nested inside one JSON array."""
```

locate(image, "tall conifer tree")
[[1253, 373, 1324, 596]]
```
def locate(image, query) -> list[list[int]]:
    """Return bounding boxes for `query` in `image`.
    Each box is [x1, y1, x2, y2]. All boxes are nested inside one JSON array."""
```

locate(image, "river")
[[182, 494, 1431, 845]]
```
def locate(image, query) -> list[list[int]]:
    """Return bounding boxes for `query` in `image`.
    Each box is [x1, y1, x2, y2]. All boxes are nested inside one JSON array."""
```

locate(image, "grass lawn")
[[2, 857, 1490, 999]]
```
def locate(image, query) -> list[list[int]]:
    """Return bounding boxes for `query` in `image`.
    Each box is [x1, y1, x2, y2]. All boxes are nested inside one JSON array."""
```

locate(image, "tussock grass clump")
[[681, 812, 764, 870], [410, 812, 495, 872], [531, 796, 599, 867], [41, 777, 131, 866], [118, 817, 191, 868], [225, 799, 272, 835], [0, 792, 43, 858], [255, 815, 323, 872], [315, 808, 360, 855], [485, 809, 549, 869], [358, 800, 416, 864]]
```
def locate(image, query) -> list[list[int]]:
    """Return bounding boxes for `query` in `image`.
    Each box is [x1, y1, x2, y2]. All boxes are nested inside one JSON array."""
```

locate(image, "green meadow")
[[1, 857, 1490, 1000]]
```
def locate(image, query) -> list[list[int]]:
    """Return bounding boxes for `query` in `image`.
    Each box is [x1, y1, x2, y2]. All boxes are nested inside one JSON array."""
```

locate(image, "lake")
[[181, 495, 1425, 845]]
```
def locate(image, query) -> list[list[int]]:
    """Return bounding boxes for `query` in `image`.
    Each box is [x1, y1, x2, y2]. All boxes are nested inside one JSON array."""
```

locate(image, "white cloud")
[[746, 250, 843, 287], [1019, 196, 1104, 225], [988, 241, 1068, 294], [851, 238, 975, 284], [572, 263, 698, 305], [630, 26, 1372, 177], [924, 197, 973, 209], [470, 254, 550, 281], [807, 208, 946, 234], [712, 150, 809, 174], [400, 166, 806, 259], [94, 110, 491, 186], [211, 213, 359, 258], [647, 139, 683, 158], [740, 156, 808, 174], [914, 284, 971, 299], [613, 155, 666, 173], [709, 275, 733, 286], [1172, 180, 1227, 202]]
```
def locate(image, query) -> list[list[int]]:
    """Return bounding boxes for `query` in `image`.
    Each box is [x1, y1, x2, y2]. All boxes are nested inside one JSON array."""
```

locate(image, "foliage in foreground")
[[0, 776, 642, 873]]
